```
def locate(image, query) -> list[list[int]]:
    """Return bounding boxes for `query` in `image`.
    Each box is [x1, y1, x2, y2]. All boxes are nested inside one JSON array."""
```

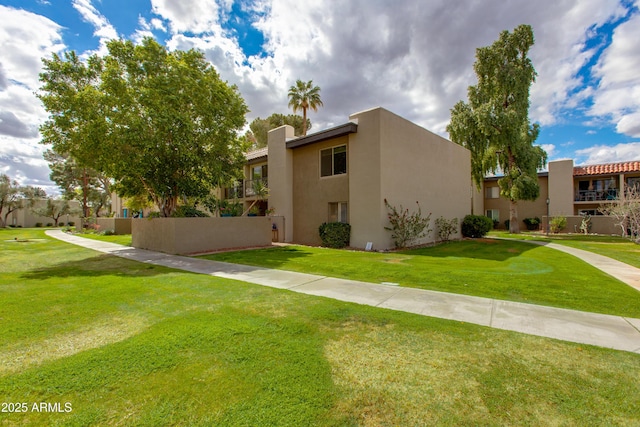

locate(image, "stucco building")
[[483, 159, 640, 234], [229, 107, 472, 250]]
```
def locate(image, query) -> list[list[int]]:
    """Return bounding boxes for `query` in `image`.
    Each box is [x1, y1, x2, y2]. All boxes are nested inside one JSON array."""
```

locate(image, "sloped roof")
[[245, 147, 268, 162], [573, 161, 640, 176]]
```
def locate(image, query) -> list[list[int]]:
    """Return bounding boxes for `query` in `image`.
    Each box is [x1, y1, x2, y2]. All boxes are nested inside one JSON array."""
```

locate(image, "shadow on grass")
[[22, 253, 175, 280], [399, 238, 540, 261], [199, 245, 314, 269]]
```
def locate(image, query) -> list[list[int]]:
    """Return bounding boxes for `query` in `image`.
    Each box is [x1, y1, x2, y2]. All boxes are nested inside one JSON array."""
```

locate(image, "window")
[[320, 145, 347, 177], [485, 186, 499, 199], [329, 202, 348, 223], [486, 209, 499, 222], [252, 165, 267, 180]]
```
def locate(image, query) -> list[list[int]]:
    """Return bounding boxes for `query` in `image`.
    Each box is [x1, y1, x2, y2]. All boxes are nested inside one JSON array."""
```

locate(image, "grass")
[[489, 230, 640, 269], [203, 240, 640, 318], [1, 228, 640, 425], [70, 231, 133, 246]]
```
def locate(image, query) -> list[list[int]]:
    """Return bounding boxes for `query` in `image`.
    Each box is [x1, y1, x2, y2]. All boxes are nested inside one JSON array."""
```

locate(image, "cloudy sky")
[[1, 0, 639, 194]]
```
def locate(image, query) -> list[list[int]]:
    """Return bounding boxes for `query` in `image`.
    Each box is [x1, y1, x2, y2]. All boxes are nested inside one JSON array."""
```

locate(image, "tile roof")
[[245, 147, 268, 161], [573, 161, 640, 176]]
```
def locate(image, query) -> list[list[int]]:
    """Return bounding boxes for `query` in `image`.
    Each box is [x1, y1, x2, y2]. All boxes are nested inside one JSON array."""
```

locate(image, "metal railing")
[[244, 178, 268, 198], [223, 177, 269, 199], [575, 188, 618, 202]]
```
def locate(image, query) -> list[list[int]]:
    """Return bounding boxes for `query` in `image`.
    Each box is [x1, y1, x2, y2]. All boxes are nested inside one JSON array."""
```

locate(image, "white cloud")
[[588, 8, 640, 137], [0, 5, 64, 190], [71, 0, 119, 55], [575, 142, 640, 164], [151, 0, 232, 34], [540, 144, 556, 158]]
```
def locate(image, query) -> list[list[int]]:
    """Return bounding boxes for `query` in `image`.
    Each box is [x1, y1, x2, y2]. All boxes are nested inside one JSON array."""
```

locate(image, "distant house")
[[483, 159, 640, 233], [225, 107, 472, 250]]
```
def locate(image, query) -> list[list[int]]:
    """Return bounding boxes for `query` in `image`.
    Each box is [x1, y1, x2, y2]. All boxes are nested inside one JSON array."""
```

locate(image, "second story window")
[[320, 145, 347, 177], [485, 186, 499, 199]]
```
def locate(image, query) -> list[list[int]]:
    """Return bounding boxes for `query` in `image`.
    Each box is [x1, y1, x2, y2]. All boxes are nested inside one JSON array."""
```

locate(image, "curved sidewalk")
[[46, 230, 640, 354]]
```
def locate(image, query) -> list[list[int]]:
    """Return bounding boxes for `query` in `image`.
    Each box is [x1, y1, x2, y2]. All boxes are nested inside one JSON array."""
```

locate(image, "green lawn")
[[1, 229, 640, 426], [489, 230, 640, 269], [71, 231, 133, 246], [203, 239, 640, 318]]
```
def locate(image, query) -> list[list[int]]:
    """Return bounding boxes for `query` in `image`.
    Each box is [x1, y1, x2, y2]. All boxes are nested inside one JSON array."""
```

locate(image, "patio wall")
[[96, 218, 132, 235], [542, 215, 621, 235], [132, 217, 272, 255]]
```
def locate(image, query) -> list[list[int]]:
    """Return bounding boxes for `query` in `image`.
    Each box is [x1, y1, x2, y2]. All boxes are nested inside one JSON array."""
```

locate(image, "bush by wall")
[[383, 199, 432, 248], [550, 216, 567, 234], [523, 217, 541, 230], [172, 205, 209, 217], [461, 215, 493, 238], [318, 222, 351, 248], [435, 216, 458, 242]]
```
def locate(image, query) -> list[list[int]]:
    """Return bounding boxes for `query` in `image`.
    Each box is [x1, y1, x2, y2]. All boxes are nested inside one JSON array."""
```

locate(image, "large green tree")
[[39, 38, 248, 217], [447, 25, 546, 233], [246, 113, 309, 149], [287, 79, 323, 136]]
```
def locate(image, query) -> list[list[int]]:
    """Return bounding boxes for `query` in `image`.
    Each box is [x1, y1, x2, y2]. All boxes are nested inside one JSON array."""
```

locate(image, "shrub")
[[550, 216, 567, 234], [492, 219, 499, 229], [318, 222, 351, 248], [101, 229, 116, 236], [67, 221, 75, 226], [384, 199, 432, 249], [461, 215, 493, 238], [504, 219, 510, 230], [523, 217, 540, 231], [435, 217, 458, 242], [172, 205, 209, 218], [46, 223, 53, 227], [35, 222, 43, 228]]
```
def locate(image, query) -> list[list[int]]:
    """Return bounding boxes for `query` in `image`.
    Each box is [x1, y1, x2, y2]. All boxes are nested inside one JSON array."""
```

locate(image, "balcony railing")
[[224, 180, 244, 199], [244, 178, 268, 198], [575, 188, 618, 202], [223, 177, 269, 200]]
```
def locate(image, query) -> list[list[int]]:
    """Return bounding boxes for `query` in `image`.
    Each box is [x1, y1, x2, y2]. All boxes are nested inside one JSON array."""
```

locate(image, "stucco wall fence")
[[132, 217, 272, 255], [542, 215, 622, 235], [96, 218, 132, 235]]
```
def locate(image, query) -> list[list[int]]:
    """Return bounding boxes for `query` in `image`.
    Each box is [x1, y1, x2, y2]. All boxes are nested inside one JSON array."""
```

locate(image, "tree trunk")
[[302, 108, 308, 136], [509, 199, 520, 233], [161, 195, 178, 217]]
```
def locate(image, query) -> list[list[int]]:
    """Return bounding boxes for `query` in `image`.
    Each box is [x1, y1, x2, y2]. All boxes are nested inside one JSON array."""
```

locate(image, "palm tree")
[[287, 79, 323, 136]]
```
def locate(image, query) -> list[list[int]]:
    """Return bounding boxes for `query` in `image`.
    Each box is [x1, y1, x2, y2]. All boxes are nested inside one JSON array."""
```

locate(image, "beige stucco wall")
[[268, 125, 295, 242], [542, 215, 621, 235], [291, 135, 350, 246], [8, 199, 82, 228], [132, 217, 272, 255], [96, 218, 132, 235], [349, 107, 471, 249], [548, 159, 574, 216]]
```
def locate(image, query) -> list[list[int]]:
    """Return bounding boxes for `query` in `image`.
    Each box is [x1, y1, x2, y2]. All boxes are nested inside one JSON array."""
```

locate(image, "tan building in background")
[[482, 159, 640, 234], [6, 199, 82, 228]]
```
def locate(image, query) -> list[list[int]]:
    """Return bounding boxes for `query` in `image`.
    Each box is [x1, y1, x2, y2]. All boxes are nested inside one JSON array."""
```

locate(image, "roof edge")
[[285, 122, 358, 149]]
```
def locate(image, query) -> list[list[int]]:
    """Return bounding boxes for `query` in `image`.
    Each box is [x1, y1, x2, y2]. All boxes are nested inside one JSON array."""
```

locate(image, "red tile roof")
[[574, 161, 640, 176]]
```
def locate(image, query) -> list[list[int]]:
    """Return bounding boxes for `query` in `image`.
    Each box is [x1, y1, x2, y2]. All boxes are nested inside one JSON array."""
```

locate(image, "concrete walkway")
[[46, 230, 640, 354]]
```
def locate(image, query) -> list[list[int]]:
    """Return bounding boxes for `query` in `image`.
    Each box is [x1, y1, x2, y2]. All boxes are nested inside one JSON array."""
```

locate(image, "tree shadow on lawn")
[[22, 253, 175, 280], [199, 244, 314, 269], [399, 238, 540, 261]]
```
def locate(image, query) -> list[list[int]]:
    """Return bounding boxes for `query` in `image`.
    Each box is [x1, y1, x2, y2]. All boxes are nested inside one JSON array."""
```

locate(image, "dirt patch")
[[0, 314, 150, 375]]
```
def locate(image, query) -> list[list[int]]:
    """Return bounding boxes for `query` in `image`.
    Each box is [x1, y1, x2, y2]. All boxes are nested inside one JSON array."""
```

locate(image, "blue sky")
[[1, 0, 639, 193]]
